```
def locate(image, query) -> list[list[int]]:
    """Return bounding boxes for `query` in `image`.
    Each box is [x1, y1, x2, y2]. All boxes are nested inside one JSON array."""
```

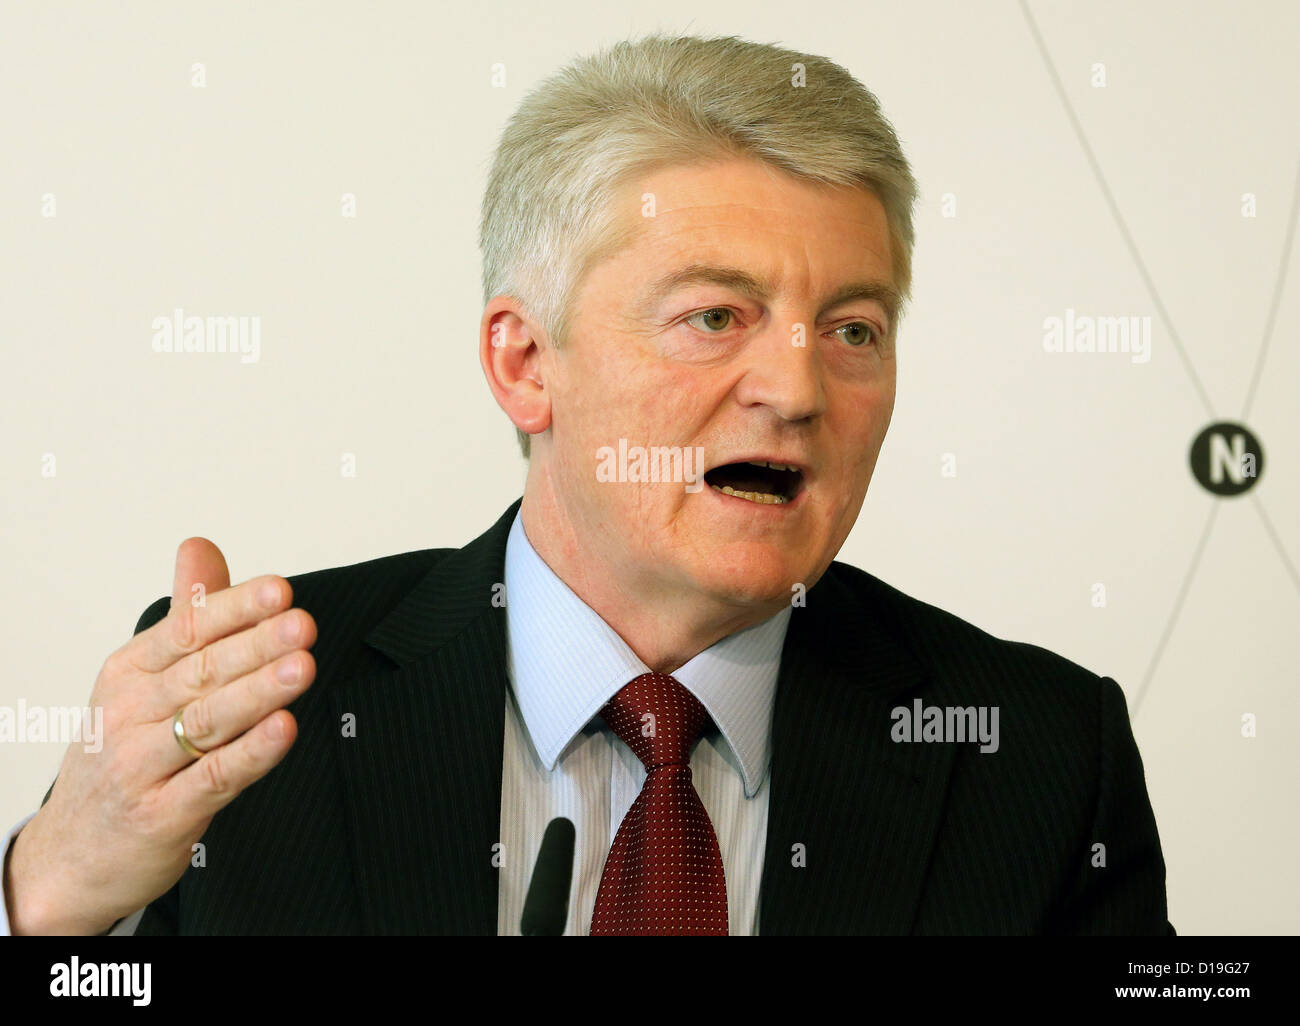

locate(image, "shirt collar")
[[503, 507, 790, 798]]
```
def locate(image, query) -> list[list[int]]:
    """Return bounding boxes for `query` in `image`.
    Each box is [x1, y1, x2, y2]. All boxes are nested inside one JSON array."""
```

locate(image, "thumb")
[[171, 537, 232, 611]]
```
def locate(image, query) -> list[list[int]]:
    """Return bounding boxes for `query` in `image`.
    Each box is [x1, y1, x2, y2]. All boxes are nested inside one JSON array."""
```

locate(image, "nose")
[[731, 316, 828, 423]]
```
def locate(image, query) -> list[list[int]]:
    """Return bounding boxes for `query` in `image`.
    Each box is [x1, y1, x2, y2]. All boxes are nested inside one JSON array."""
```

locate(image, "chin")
[[695, 542, 804, 606]]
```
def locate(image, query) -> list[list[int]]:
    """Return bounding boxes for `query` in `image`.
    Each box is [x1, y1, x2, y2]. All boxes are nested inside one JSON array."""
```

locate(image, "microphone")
[[520, 817, 576, 936]]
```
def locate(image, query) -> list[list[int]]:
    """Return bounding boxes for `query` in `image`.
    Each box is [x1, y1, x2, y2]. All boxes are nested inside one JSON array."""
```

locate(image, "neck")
[[519, 471, 784, 674]]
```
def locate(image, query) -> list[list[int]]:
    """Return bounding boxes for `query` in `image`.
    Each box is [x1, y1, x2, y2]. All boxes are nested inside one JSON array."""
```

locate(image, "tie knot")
[[599, 672, 709, 770]]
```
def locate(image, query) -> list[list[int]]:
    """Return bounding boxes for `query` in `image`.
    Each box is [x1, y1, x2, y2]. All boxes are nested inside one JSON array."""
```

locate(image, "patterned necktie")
[[589, 671, 729, 935]]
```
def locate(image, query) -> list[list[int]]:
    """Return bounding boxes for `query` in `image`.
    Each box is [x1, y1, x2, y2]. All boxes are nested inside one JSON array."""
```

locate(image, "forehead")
[[607, 157, 893, 276]]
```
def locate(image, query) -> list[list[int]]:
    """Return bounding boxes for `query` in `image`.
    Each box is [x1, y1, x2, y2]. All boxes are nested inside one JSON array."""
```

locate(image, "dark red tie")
[[589, 671, 728, 935]]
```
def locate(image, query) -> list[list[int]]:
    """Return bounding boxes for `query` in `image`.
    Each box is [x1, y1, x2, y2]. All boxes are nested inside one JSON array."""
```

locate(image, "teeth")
[[750, 460, 796, 472], [710, 484, 788, 505]]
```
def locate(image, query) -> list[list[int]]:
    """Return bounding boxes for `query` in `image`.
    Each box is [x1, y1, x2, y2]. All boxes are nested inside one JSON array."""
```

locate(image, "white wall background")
[[1, 0, 1296, 934]]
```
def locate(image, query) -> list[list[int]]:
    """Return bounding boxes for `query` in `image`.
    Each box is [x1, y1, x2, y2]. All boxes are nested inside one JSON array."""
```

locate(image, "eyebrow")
[[640, 263, 901, 327]]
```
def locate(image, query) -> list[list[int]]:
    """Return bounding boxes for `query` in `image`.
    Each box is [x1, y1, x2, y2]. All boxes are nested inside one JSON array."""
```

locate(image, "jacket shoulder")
[[824, 559, 1110, 713], [285, 546, 453, 604]]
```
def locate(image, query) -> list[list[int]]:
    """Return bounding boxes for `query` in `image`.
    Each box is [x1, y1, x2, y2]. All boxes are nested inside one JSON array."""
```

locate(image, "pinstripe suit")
[[106, 496, 1173, 934]]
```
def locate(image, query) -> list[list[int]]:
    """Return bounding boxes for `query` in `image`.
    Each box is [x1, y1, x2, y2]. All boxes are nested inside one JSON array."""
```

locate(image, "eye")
[[684, 308, 735, 333], [835, 321, 879, 347]]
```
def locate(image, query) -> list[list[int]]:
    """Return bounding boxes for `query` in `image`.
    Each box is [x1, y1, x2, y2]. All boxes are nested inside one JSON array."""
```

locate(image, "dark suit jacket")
[[84, 496, 1173, 934]]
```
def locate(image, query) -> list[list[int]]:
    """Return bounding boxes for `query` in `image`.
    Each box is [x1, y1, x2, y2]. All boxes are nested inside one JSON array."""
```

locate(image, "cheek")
[[560, 325, 655, 415], [836, 380, 893, 438], [870, 388, 896, 444], [607, 361, 716, 443], [640, 372, 704, 427]]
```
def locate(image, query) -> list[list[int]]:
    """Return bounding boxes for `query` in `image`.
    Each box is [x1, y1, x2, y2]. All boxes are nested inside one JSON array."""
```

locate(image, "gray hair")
[[478, 33, 918, 459]]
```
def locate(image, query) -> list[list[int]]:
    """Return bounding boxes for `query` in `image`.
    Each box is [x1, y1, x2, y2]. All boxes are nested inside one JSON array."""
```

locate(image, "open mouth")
[[703, 460, 804, 506]]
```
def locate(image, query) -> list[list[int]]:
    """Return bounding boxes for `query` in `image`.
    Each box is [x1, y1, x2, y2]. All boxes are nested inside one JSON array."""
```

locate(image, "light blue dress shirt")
[[497, 508, 791, 935]]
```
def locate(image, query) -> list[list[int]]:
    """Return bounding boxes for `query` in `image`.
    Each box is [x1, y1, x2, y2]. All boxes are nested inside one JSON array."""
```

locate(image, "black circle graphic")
[[1189, 422, 1265, 497]]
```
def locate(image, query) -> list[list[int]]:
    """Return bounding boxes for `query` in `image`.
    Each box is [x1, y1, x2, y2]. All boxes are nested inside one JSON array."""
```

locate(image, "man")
[[2, 32, 1172, 935]]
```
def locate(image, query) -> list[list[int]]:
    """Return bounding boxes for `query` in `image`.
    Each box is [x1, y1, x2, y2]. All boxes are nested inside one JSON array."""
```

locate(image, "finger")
[[152, 607, 316, 716], [149, 650, 315, 775], [131, 574, 292, 673], [171, 538, 232, 611], [161, 710, 299, 821]]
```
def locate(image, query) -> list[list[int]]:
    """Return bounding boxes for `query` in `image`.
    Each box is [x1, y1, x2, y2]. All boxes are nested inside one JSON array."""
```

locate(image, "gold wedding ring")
[[172, 707, 206, 759]]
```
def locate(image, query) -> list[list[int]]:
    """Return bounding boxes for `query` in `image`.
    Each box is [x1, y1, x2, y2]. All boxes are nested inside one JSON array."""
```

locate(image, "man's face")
[[533, 156, 898, 613]]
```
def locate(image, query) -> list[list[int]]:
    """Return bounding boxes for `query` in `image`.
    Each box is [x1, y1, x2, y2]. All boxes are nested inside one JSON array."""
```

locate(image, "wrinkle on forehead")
[[650, 215, 883, 237]]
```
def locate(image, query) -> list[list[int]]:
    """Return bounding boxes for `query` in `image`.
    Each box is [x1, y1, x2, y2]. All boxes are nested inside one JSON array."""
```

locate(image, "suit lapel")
[[760, 567, 957, 934], [331, 495, 956, 935], [330, 498, 521, 934]]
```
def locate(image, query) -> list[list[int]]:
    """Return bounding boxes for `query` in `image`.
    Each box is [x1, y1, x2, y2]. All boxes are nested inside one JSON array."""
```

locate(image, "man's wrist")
[[3, 818, 113, 936]]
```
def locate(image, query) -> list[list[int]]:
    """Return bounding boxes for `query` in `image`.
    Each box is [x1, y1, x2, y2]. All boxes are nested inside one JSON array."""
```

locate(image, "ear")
[[479, 296, 551, 439]]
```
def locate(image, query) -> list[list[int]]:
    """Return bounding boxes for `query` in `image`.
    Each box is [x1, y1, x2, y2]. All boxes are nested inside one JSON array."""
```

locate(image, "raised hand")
[[3, 539, 316, 935]]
